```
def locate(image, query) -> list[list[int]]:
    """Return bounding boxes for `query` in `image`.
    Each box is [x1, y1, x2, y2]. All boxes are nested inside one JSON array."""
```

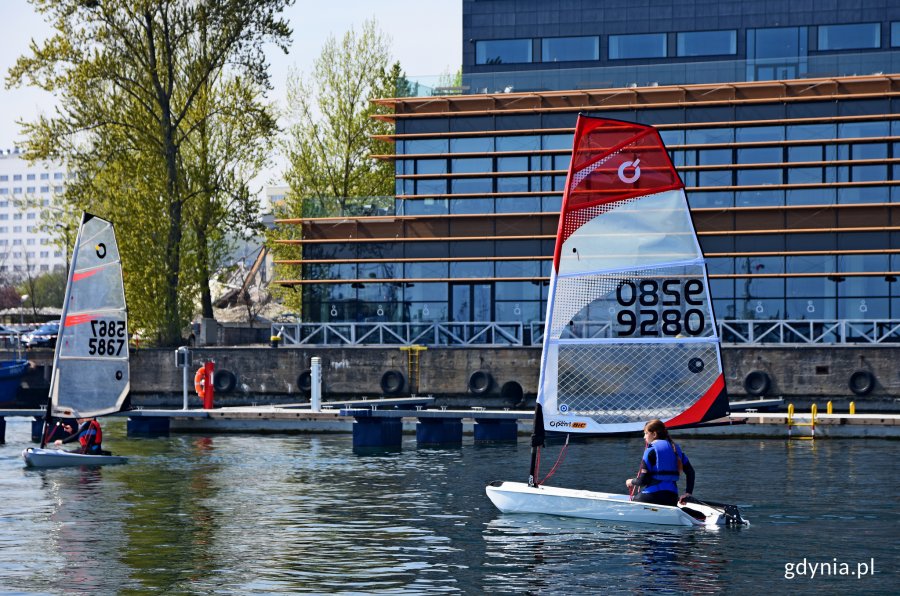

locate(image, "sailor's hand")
[[626, 478, 634, 489], [679, 492, 692, 504], [53, 440, 62, 445]]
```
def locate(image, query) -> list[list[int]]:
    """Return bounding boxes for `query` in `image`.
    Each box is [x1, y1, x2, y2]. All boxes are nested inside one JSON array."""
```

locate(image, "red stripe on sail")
[[73, 269, 99, 282], [552, 116, 683, 272], [665, 374, 729, 428], [65, 314, 95, 327]]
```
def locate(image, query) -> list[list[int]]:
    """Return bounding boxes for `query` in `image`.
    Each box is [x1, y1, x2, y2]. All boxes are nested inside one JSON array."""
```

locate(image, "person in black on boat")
[[625, 419, 694, 507], [53, 417, 105, 455]]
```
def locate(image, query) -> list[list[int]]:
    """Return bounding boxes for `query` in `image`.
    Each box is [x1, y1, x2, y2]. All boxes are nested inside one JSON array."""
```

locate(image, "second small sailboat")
[[23, 212, 130, 468]]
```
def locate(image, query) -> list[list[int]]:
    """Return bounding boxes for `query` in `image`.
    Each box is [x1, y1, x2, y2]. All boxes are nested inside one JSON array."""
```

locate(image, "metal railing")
[[271, 319, 900, 347], [271, 322, 524, 347], [402, 51, 900, 97]]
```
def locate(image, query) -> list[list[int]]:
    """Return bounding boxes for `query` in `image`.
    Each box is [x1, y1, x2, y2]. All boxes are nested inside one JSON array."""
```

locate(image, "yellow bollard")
[[827, 401, 833, 414], [850, 401, 856, 415]]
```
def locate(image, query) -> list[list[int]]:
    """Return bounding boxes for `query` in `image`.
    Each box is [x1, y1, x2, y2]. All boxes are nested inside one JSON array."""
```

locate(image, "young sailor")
[[54, 417, 104, 455], [625, 419, 694, 507]]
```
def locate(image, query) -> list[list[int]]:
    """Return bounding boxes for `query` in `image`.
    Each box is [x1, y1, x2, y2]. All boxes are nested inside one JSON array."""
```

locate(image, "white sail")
[[50, 213, 129, 418], [537, 116, 729, 434]]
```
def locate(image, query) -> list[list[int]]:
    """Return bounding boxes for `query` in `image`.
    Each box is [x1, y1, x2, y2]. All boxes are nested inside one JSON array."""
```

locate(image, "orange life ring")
[[194, 367, 206, 397]]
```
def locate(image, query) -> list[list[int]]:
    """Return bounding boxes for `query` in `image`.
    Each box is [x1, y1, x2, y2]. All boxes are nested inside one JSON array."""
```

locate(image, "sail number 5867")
[[615, 279, 706, 337], [88, 319, 126, 356]]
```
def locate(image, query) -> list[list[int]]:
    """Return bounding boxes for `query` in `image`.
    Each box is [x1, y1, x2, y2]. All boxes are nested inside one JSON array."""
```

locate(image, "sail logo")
[[617, 159, 641, 184], [548, 420, 587, 429]]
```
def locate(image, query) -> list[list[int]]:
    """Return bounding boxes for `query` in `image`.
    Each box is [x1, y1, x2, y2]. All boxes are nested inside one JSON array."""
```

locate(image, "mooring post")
[[175, 346, 190, 410], [310, 356, 321, 412]]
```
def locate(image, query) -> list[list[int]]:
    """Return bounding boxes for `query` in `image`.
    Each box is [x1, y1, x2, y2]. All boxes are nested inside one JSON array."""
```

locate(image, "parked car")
[[21, 321, 60, 349]]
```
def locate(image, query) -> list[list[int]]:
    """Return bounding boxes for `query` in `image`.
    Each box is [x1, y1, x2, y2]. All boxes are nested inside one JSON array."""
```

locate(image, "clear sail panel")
[[51, 359, 129, 418], [553, 341, 721, 424]]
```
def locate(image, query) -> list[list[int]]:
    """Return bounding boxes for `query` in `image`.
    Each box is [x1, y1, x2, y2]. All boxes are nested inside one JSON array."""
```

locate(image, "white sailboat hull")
[[486, 481, 746, 527], [22, 447, 128, 468]]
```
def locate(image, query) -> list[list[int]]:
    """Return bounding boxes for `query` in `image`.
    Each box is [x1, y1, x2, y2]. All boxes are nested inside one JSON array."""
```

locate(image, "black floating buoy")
[[468, 370, 494, 394], [297, 369, 312, 393], [213, 369, 237, 393], [380, 370, 405, 396], [848, 370, 875, 396], [743, 370, 771, 397], [500, 381, 523, 402]]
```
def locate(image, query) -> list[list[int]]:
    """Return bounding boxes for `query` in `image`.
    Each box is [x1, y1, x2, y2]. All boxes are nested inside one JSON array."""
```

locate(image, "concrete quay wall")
[[18, 345, 900, 410]]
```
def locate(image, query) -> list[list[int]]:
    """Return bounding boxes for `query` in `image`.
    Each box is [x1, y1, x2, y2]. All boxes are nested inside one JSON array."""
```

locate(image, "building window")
[[405, 139, 448, 154], [817, 23, 880, 51], [541, 36, 599, 62], [416, 179, 447, 195], [677, 30, 737, 57], [893, 23, 900, 47], [450, 137, 492, 153], [748, 27, 808, 61], [451, 157, 491, 173], [475, 39, 532, 65], [608, 33, 667, 59], [416, 159, 447, 175]]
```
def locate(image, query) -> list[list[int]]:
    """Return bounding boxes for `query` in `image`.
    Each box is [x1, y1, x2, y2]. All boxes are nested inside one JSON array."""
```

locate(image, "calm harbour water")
[[1, 417, 897, 595]]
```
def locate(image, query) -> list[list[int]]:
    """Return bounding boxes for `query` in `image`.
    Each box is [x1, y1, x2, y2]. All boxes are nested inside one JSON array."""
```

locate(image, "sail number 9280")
[[88, 319, 126, 356], [615, 278, 706, 337]]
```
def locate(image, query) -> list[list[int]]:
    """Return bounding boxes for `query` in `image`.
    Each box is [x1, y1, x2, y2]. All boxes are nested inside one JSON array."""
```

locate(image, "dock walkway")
[[2, 401, 898, 445]]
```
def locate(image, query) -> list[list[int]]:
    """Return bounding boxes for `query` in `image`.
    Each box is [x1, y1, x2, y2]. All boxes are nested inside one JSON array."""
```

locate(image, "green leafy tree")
[[275, 18, 398, 313], [282, 18, 396, 218], [7, 0, 292, 344], [18, 271, 66, 311]]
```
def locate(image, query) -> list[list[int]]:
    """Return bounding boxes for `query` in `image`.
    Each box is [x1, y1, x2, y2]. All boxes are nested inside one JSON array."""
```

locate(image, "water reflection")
[[483, 515, 729, 594], [1, 419, 896, 594]]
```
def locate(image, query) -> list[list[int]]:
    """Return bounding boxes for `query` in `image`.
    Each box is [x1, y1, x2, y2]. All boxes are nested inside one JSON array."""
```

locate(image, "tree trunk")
[[162, 125, 183, 346], [197, 223, 214, 319]]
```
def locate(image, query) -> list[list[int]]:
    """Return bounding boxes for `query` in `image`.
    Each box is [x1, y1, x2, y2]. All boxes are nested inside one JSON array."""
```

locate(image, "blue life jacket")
[[641, 439, 683, 494]]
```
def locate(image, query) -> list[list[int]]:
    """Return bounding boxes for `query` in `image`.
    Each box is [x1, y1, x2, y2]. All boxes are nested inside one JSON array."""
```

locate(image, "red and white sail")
[[538, 115, 729, 434]]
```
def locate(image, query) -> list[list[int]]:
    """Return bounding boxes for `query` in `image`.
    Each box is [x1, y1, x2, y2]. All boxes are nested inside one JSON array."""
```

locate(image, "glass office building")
[[278, 0, 900, 339]]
